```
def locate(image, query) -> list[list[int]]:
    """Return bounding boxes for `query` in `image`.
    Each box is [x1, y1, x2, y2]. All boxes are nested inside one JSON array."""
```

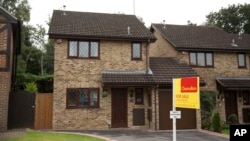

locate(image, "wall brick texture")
[[150, 31, 250, 123], [53, 39, 156, 130], [0, 20, 12, 131]]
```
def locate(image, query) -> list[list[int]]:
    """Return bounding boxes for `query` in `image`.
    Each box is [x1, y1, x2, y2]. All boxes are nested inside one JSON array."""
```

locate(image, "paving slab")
[[57, 129, 229, 141], [0, 129, 27, 141]]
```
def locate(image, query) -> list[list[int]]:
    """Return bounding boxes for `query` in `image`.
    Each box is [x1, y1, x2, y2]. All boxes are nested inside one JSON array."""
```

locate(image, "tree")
[[0, 0, 31, 22], [187, 20, 197, 26], [206, 3, 250, 34], [30, 24, 46, 75]]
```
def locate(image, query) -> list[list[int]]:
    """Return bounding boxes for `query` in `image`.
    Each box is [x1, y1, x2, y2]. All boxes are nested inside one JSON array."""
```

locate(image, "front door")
[[111, 88, 127, 128], [225, 91, 238, 123]]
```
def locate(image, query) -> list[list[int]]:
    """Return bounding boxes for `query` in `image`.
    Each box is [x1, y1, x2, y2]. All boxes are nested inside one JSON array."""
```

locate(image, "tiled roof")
[[48, 10, 156, 41], [216, 77, 250, 90], [101, 58, 205, 86], [151, 24, 250, 52], [150, 57, 205, 86], [101, 70, 155, 86]]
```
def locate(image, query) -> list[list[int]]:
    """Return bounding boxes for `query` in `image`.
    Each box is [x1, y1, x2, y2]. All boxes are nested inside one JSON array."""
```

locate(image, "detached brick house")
[[150, 24, 250, 124], [48, 10, 203, 130], [0, 7, 20, 131]]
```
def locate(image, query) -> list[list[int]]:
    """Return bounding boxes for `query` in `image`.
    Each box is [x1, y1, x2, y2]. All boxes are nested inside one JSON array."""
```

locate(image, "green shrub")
[[24, 82, 38, 93], [212, 112, 222, 133], [222, 123, 229, 130], [201, 118, 212, 130], [200, 91, 217, 130], [227, 114, 238, 124]]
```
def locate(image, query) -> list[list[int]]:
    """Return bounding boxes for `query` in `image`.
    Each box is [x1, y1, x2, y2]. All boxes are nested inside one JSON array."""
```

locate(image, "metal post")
[[172, 79, 176, 141]]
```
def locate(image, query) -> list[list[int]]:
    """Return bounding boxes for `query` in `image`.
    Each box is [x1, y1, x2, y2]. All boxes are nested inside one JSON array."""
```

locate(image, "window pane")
[[68, 89, 77, 106], [132, 43, 141, 59], [238, 54, 245, 67], [206, 53, 213, 66], [69, 41, 77, 56], [90, 89, 98, 106], [90, 42, 99, 57], [190, 52, 196, 65], [197, 53, 205, 66], [135, 88, 143, 104], [79, 89, 89, 106], [79, 42, 89, 57], [243, 92, 250, 105]]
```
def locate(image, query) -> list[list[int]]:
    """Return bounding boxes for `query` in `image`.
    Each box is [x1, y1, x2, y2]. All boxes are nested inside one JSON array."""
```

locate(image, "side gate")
[[8, 90, 35, 129], [35, 93, 53, 129]]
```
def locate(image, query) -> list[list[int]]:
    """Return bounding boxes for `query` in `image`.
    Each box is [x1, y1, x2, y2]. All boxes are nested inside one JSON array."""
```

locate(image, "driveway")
[[61, 129, 229, 141]]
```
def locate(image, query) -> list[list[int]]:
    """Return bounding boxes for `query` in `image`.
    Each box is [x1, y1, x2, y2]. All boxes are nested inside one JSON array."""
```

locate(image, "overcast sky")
[[29, 0, 250, 28]]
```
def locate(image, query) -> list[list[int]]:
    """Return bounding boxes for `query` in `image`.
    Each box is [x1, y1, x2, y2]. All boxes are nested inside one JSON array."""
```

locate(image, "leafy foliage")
[[24, 81, 37, 93], [1, 0, 55, 92], [227, 114, 238, 124], [212, 112, 222, 133], [206, 3, 250, 34], [16, 73, 53, 92], [200, 91, 217, 129], [0, 0, 31, 22]]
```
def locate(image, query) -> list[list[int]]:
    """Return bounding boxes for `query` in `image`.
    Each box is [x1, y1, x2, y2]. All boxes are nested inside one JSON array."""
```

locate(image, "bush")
[[24, 82, 38, 93], [200, 91, 217, 130], [15, 73, 53, 92], [212, 112, 222, 133], [227, 114, 238, 124], [201, 119, 212, 130]]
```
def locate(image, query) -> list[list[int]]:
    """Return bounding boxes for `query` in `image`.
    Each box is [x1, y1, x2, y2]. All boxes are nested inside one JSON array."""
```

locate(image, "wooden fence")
[[34, 93, 53, 129]]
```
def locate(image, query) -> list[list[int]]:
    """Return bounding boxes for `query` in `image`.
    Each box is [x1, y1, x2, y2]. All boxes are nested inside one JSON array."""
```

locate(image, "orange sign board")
[[174, 77, 200, 109]]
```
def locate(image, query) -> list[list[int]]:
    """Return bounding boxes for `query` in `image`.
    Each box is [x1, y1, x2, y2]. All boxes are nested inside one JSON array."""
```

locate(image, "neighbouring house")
[[0, 6, 21, 131], [48, 10, 203, 130], [150, 24, 250, 125]]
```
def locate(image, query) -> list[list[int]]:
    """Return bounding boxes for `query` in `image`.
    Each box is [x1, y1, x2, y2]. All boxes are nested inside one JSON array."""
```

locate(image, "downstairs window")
[[66, 88, 99, 108]]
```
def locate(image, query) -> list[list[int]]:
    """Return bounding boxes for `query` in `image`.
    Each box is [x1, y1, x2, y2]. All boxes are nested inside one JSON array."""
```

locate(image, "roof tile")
[[49, 10, 156, 41], [151, 24, 250, 52]]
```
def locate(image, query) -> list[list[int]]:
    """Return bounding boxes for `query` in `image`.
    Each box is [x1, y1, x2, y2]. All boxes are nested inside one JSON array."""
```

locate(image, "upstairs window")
[[68, 41, 99, 58], [66, 88, 99, 108], [189, 52, 213, 67], [238, 53, 246, 68], [132, 42, 142, 60]]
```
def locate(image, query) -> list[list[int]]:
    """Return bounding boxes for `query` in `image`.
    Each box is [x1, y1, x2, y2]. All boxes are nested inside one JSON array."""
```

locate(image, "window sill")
[[190, 66, 214, 68], [66, 106, 100, 109]]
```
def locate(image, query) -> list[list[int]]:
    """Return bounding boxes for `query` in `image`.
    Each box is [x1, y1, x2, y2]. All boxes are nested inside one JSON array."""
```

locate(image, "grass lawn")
[[4, 131, 106, 141], [221, 129, 229, 135]]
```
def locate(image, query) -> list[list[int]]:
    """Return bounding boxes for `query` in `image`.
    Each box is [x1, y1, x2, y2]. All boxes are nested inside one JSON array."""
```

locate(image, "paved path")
[[0, 129, 229, 141], [0, 129, 27, 141], [60, 129, 229, 141]]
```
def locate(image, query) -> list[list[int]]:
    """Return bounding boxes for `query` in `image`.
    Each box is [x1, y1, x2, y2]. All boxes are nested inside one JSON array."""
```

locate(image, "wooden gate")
[[8, 90, 35, 129], [35, 93, 53, 129]]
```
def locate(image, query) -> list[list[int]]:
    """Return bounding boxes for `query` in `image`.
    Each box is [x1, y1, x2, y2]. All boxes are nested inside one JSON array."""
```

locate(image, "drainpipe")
[[146, 39, 150, 74], [154, 84, 158, 130]]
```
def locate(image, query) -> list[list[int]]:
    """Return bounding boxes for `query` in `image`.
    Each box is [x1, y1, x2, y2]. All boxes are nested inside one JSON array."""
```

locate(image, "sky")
[[29, 0, 250, 29]]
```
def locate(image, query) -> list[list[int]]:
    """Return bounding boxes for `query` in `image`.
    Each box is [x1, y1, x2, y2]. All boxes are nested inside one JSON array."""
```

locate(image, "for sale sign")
[[174, 77, 200, 109]]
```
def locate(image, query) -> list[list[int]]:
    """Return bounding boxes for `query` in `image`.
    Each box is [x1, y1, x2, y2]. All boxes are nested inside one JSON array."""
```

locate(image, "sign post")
[[172, 78, 176, 141], [172, 77, 200, 141]]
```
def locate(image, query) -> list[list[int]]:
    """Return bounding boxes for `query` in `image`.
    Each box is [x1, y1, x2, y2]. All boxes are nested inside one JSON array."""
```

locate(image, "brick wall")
[[0, 21, 12, 131], [53, 39, 154, 129], [150, 30, 250, 125]]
